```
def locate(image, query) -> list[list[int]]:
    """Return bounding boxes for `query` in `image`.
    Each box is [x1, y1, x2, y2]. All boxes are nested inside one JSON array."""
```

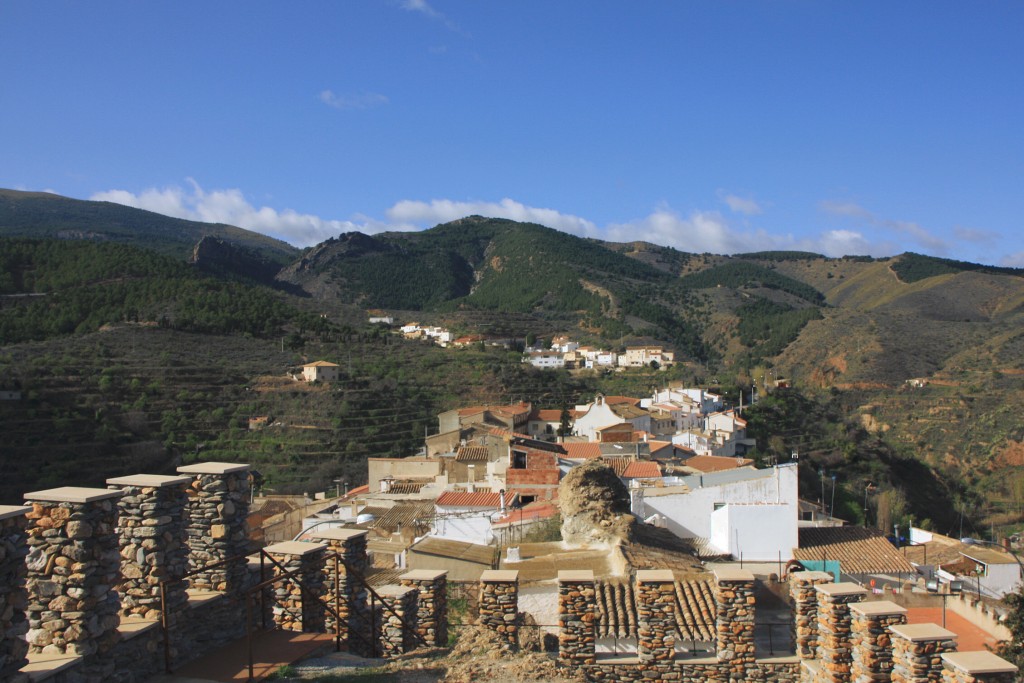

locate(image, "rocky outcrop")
[[558, 460, 633, 547], [191, 235, 282, 283]]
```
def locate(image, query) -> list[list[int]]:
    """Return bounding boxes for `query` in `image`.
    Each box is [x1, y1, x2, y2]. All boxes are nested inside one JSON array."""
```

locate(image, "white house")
[[525, 351, 566, 369], [631, 464, 799, 562], [573, 396, 651, 441], [431, 490, 514, 546]]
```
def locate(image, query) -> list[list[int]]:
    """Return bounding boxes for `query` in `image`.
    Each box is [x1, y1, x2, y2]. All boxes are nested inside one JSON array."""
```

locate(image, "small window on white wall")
[[713, 502, 726, 511]]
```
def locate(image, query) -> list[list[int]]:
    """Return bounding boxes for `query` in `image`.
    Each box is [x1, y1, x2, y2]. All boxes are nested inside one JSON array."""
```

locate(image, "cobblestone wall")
[[891, 624, 957, 683], [558, 570, 596, 665], [177, 462, 251, 593], [401, 569, 448, 648], [850, 601, 906, 683], [0, 506, 30, 683], [479, 570, 519, 650], [107, 475, 191, 621]]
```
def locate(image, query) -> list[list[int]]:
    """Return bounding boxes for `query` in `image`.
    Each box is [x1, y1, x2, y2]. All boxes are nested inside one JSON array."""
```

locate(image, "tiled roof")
[[409, 537, 497, 566], [622, 461, 662, 478], [684, 455, 754, 473], [386, 481, 430, 495], [610, 404, 649, 420], [795, 526, 916, 574], [563, 442, 602, 459], [594, 577, 715, 641], [529, 409, 565, 422], [605, 396, 642, 406], [602, 456, 633, 477], [372, 502, 434, 534], [456, 446, 490, 462], [303, 360, 339, 367], [492, 501, 559, 526], [436, 491, 503, 508]]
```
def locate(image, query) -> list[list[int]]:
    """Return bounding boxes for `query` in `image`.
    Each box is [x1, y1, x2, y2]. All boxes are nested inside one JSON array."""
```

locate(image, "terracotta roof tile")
[[455, 446, 490, 462], [684, 455, 754, 473], [795, 526, 916, 574], [622, 461, 662, 478], [563, 443, 602, 459], [436, 491, 503, 508], [594, 577, 715, 641]]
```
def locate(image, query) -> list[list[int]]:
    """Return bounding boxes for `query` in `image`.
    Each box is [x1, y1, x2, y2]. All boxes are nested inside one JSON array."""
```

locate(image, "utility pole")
[[830, 474, 837, 521]]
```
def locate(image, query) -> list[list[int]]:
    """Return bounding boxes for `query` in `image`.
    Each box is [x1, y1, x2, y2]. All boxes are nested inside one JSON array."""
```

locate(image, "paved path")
[[150, 631, 337, 682]]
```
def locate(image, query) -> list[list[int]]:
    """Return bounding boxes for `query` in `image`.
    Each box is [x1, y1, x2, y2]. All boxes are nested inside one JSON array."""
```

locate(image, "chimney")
[[500, 489, 506, 514]]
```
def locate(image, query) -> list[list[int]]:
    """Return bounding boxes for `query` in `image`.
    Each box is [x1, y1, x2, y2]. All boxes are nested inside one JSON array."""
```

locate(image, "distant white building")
[[301, 361, 340, 382], [525, 351, 566, 369]]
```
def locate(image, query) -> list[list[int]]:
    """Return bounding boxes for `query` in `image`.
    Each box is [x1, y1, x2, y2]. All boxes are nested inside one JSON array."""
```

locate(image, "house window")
[[713, 502, 726, 511], [512, 451, 527, 469], [520, 495, 536, 505]]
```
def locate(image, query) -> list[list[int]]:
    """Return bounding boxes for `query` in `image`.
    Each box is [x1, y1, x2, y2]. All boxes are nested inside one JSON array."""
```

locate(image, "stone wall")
[[375, 585, 418, 656], [0, 506, 30, 683], [265, 541, 327, 633], [401, 569, 448, 648], [479, 570, 519, 650], [309, 528, 370, 655], [789, 571, 833, 659], [106, 474, 191, 621], [941, 651, 1018, 683], [558, 570, 596, 665], [891, 623, 957, 683], [177, 462, 251, 593], [850, 601, 906, 683], [813, 582, 867, 683], [636, 569, 676, 663], [714, 567, 756, 671], [22, 487, 123, 668]]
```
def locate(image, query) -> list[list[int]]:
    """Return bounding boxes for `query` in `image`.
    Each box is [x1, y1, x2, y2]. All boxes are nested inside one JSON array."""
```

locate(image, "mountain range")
[[1, 188, 1023, 536]]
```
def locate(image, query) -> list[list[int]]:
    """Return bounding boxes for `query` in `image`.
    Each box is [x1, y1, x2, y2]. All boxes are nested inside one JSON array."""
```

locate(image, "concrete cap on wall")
[[401, 569, 448, 582], [480, 569, 519, 583], [714, 567, 755, 582], [850, 601, 907, 617], [558, 570, 595, 583], [176, 461, 251, 475], [264, 541, 328, 557], [24, 487, 125, 504], [636, 569, 675, 583], [0, 505, 31, 521], [814, 582, 868, 598], [941, 651, 1018, 675], [106, 474, 192, 488], [890, 623, 957, 642], [377, 584, 417, 599], [307, 528, 369, 542]]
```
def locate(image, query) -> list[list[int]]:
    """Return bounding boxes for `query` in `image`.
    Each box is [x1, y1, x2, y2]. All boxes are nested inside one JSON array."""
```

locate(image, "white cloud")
[[401, 0, 440, 18], [386, 198, 600, 238], [1000, 252, 1024, 268], [91, 179, 410, 247], [720, 193, 763, 216], [819, 199, 950, 255], [319, 90, 389, 111], [953, 226, 999, 243]]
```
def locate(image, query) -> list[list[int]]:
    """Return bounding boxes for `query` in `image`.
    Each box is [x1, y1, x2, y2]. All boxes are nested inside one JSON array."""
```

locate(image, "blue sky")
[[2, 2, 1022, 265]]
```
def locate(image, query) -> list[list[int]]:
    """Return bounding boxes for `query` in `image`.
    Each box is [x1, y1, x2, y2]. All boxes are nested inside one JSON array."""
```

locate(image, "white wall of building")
[[709, 503, 796, 561], [431, 509, 495, 546], [634, 464, 798, 554]]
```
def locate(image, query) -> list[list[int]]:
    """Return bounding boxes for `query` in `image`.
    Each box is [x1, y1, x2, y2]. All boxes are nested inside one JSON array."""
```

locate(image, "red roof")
[[605, 396, 642, 406], [493, 501, 559, 526], [436, 491, 504, 508], [622, 461, 662, 478], [685, 455, 754, 473], [563, 442, 602, 459], [530, 409, 565, 422]]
